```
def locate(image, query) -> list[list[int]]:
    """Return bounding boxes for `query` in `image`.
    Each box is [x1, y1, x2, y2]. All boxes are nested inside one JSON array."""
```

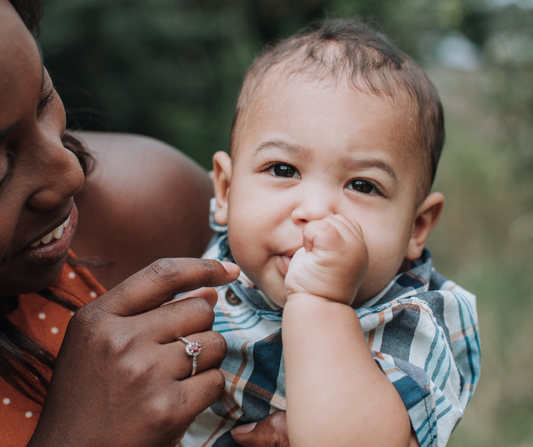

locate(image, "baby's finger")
[[323, 214, 363, 241], [301, 219, 337, 251]]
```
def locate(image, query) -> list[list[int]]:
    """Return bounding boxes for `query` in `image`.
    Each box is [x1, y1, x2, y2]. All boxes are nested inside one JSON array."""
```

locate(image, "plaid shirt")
[[180, 219, 480, 447]]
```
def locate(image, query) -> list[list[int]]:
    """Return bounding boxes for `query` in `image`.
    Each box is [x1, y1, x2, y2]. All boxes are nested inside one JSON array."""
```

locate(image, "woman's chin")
[[0, 256, 70, 297]]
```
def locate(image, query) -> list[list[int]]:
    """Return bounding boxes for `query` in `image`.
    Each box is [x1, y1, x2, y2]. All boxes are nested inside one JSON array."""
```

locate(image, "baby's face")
[[214, 75, 428, 307]]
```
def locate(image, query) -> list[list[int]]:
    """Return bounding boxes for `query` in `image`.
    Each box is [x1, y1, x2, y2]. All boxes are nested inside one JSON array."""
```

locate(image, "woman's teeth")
[[30, 217, 70, 248]]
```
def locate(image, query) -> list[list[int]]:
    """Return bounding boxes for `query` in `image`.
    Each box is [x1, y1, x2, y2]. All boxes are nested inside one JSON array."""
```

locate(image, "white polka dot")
[[90, 291, 97, 298], [25, 411, 33, 418], [3, 398, 10, 405], [68, 272, 76, 279], [51, 327, 59, 334], [38, 313, 46, 320]]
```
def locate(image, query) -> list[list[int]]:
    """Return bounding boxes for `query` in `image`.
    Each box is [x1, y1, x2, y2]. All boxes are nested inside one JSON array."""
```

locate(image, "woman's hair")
[[8, 0, 42, 35], [1, 0, 96, 404], [0, 292, 78, 404]]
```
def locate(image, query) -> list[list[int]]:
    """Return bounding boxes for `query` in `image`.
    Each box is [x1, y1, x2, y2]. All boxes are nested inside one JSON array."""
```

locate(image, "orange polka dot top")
[[0, 251, 106, 447]]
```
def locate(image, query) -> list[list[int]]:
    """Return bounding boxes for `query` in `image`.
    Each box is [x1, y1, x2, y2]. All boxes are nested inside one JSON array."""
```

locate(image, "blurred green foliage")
[[39, 0, 532, 170], [39, 0, 533, 445]]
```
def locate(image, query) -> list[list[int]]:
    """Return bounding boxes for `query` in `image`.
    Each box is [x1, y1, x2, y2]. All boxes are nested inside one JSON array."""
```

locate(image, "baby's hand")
[[285, 215, 368, 306]]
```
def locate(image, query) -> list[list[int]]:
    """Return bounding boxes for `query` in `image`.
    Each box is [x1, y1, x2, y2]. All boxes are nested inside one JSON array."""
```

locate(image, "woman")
[[0, 0, 287, 445]]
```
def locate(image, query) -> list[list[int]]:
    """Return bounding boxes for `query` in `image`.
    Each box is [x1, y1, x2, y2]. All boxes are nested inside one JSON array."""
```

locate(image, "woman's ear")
[[405, 192, 445, 261], [212, 151, 232, 226]]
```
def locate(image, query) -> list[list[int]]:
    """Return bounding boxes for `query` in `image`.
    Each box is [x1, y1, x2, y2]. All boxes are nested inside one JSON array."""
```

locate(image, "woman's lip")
[[22, 205, 78, 267]]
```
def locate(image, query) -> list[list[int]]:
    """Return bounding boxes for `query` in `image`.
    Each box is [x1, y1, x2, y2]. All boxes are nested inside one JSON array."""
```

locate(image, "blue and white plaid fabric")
[[180, 215, 480, 447]]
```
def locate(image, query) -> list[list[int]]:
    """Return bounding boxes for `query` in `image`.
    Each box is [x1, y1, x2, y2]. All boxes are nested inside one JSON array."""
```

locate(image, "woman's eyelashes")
[[347, 179, 379, 195], [0, 153, 13, 187], [267, 162, 301, 179], [36, 88, 55, 117]]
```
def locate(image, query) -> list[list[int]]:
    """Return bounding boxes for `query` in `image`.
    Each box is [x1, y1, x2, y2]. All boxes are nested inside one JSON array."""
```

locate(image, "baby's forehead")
[[250, 66, 417, 117], [240, 71, 418, 147], [232, 72, 427, 203]]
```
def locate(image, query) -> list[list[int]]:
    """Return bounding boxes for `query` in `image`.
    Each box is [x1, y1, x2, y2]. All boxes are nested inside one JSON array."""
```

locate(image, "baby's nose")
[[290, 190, 335, 224]]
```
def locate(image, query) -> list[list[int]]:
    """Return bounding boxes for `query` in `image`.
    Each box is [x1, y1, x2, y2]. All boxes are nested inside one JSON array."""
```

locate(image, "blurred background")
[[39, 0, 533, 445]]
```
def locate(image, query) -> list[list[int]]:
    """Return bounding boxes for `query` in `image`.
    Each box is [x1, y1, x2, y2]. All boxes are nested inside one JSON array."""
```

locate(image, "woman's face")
[[0, 0, 85, 297]]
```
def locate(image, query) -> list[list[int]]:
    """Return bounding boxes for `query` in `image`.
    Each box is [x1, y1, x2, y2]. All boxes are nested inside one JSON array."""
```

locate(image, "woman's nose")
[[26, 134, 85, 211], [291, 188, 335, 224]]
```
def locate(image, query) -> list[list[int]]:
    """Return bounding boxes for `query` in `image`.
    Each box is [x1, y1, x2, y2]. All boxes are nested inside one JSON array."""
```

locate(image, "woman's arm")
[[71, 131, 214, 290]]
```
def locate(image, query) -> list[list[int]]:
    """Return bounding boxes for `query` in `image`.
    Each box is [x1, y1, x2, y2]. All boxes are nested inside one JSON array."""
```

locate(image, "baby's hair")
[[230, 17, 444, 202]]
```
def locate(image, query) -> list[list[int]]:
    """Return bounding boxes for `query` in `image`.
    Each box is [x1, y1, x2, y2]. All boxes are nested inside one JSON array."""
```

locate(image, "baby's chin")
[[237, 263, 287, 307], [262, 283, 289, 308], [250, 274, 289, 309]]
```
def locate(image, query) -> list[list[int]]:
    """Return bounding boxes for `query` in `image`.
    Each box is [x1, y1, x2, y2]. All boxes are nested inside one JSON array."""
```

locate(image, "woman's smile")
[[20, 204, 77, 267]]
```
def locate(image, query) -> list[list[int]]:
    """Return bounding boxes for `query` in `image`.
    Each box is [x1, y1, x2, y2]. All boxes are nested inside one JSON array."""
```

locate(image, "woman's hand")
[[232, 411, 290, 447], [231, 411, 420, 447], [28, 258, 240, 447]]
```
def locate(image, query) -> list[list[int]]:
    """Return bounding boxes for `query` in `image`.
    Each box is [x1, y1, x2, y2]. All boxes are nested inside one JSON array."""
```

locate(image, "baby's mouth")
[[278, 254, 294, 277]]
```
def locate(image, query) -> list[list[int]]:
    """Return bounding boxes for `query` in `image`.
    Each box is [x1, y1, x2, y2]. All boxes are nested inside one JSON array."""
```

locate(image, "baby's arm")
[[283, 215, 411, 447]]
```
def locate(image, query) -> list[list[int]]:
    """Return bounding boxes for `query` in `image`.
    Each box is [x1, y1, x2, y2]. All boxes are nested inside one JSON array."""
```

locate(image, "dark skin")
[[71, 131, 215, 289], [0, 1, 290, 445]]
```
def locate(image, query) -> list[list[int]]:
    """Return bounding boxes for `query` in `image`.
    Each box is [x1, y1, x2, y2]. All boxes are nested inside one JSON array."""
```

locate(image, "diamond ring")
[[178, 337, 202, 377]]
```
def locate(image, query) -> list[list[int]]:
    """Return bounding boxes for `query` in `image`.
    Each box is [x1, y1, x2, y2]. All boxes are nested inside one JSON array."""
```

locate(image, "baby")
[[180, 18, 480, 447]]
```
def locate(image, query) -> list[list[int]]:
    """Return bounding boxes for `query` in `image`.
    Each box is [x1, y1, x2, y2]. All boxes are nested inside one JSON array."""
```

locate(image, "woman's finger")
[[231, 411, 290, 447], [138, 297, 217, 344], [174, 368, 228, 421], [161, 331, 227, 380], [165, 287, 219, 308], [93, 258, 239, 317]]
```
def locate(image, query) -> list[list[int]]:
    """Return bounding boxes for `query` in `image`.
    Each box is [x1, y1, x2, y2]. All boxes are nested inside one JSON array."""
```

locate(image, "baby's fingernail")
[[232, 422, 257, 436], [221, 261, 240, 276]]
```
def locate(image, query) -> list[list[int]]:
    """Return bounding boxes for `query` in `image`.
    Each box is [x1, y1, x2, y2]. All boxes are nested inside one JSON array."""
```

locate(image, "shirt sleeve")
[[356, 287, 480, 447]]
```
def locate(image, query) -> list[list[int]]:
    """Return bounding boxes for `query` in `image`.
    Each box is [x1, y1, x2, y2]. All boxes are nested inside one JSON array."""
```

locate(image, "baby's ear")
[[405, 192, 445, 261], [212, 151, 232, 226]]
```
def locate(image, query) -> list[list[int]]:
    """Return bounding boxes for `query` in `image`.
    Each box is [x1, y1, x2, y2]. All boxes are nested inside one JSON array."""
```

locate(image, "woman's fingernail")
[[231, 422, 257, 436], [221, 261, 240, 276]]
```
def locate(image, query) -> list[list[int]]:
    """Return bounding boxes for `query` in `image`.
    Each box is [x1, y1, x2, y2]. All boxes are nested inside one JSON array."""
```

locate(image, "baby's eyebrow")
[[253, 140, 308, 158], [344, 158, 398, 184]]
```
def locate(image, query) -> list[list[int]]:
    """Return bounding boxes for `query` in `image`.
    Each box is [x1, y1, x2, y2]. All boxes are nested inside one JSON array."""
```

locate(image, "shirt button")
[[225, 289, 242, 306]]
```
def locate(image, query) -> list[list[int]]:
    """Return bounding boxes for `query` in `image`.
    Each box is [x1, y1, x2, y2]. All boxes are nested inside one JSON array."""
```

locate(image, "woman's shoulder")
[[70, 131, 214, 290]]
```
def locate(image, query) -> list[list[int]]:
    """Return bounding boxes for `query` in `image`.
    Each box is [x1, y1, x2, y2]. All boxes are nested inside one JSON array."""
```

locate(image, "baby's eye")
[[347, 180, 376, 194], [268, 163, 301, 178]]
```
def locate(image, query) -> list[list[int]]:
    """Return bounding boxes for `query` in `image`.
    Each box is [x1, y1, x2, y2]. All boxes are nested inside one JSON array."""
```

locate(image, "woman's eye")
[[37, 89, 54, 116], [0, 153, 13, 186], [347, 180, 376, 194], [268, 163, 300, 178]]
